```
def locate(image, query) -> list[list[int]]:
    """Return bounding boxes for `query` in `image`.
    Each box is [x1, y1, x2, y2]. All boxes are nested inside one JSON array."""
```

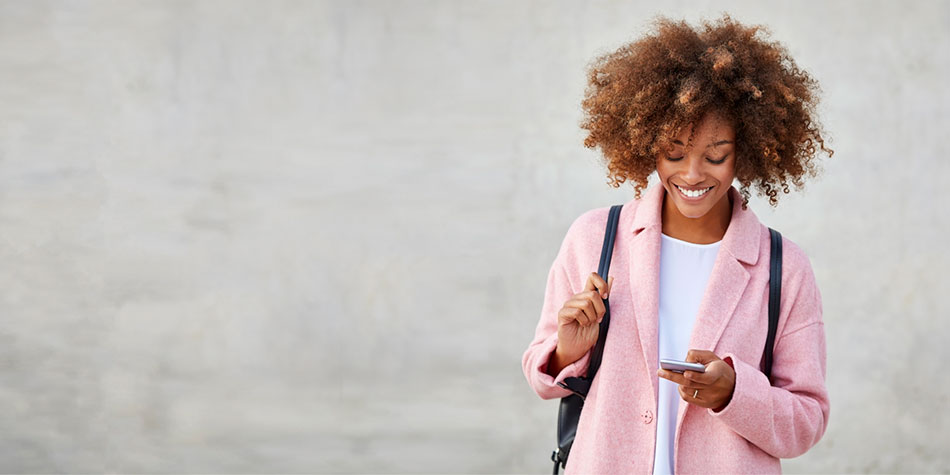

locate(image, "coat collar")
[[627, 182, 761, 266], [622, 182, 765, 408]]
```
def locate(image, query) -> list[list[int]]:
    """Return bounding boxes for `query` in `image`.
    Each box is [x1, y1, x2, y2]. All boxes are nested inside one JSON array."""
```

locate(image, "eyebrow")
[[672, 139, 734, 148]]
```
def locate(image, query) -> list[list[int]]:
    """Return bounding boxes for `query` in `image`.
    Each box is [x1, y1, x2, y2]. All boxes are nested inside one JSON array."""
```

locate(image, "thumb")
[[607, 276, 614, 295], [685, 349, 720, 364]]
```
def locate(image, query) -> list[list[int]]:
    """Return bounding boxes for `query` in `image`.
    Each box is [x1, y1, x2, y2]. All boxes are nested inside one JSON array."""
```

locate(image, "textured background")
[[1, 0, 947, 473]]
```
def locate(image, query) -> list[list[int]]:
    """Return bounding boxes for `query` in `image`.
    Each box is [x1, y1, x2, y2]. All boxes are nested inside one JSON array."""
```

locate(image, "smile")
[[675, 184, 713, 199]]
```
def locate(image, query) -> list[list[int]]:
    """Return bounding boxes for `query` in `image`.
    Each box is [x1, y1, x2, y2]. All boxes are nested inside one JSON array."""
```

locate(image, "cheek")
[[713, 162, 736, 184]]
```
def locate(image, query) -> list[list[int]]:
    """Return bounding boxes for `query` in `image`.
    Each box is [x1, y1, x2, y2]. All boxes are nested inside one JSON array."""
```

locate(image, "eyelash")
[[666, 155, 728, 165]]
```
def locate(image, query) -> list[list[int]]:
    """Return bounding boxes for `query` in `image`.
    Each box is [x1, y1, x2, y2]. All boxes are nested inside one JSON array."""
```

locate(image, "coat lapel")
[[685, 185, 762, 356], [624, 183, 763, 410], [673, 184, 765, 451], [626, 184, 665, 404]]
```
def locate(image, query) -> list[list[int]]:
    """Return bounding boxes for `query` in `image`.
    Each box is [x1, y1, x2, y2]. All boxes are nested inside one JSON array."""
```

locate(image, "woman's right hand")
[[555, 272, 614, 366]]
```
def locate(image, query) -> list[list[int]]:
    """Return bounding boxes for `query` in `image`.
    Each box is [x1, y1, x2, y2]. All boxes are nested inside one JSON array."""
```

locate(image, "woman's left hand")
[[656, 349, 736, 411]]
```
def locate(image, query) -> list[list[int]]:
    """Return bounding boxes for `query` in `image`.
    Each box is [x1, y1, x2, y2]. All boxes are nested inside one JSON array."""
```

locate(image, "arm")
[[709, 257, 830, 458], [522, 259, 592, 400]]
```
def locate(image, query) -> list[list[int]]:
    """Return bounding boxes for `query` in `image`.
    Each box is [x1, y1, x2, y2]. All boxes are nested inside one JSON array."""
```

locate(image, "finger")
[[578, 296, 602, 325], [656, 368, 689, 386], [677, 385, 693, 402], [586, 290, 606, 322], [678, 382, 706, 391], [678, 385, 710, 407], [685, 349, 720, 365], [557, 303, 583, 326], [701, 360, 734, 384], [583, 271, 597, 291], [683, 368, 716, 385], [591, 277, 614, 323], [584, 272, 610, 299], [564, 298, 597, 326], [678, 384, 691, 400], [566, 301, 595, 327]]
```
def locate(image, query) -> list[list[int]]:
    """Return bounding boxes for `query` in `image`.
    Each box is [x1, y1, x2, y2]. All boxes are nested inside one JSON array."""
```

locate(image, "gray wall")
[[1, 0, 947, 472]]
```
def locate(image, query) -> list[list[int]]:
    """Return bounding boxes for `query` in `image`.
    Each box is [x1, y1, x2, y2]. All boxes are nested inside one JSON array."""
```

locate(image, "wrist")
[[547, 345, 571, 377], [549, 344, 586, 377]]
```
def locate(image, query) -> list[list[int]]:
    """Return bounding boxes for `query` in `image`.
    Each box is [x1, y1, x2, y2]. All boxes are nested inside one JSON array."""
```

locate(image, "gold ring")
[[693, 389, 699, 398]]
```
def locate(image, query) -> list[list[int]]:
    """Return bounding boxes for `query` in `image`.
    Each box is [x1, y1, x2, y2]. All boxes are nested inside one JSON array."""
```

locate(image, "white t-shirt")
[[652, 232, 722, 475]]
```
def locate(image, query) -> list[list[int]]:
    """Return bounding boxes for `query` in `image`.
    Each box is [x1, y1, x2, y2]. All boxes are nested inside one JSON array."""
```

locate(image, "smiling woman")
[[523, 13, 834, 475], [579, 14, 834, 208]]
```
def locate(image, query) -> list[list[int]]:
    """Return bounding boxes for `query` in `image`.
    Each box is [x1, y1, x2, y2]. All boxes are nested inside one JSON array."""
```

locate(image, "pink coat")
[[522, 183, 830, 474]]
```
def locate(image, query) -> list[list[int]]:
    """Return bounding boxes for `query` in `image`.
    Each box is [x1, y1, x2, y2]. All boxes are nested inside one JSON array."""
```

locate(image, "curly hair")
[[580, 13, 834, 208]]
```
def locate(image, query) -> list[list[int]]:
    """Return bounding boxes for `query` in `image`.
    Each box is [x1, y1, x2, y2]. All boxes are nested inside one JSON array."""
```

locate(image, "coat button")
[[642, 409, 654, 424]]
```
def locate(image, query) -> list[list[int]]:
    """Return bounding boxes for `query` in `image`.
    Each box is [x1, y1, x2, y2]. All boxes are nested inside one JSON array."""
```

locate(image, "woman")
[[522, 14, 833, 474]]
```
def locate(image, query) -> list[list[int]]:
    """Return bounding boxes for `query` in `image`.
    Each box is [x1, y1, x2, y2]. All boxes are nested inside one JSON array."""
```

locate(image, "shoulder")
[[771, 230, 824, 330], [563, 194, 645, 242], [565, 206, 614, 239], [552, 204, 620, 276], [774, 231, 818, 286], [556, 194, 646, 265]]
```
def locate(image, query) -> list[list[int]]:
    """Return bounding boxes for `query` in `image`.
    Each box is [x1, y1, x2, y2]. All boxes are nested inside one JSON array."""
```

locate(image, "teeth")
[[676, 184, 712, 198]]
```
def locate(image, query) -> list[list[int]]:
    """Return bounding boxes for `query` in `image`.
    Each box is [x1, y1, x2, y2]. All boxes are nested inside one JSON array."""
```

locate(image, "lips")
[[674, 184, 713, 200]]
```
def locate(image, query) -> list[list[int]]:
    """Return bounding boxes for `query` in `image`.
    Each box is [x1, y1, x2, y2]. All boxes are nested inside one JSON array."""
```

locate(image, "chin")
[[673, 187, 729, 217], [678, 207, 713, 219]]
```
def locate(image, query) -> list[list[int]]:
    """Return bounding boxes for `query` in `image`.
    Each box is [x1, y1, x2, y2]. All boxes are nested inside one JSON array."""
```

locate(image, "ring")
[[693, 389, 699, 398]]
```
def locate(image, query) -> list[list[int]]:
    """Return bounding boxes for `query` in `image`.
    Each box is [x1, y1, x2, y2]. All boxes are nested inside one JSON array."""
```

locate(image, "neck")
[[661, 190, 733, 244]]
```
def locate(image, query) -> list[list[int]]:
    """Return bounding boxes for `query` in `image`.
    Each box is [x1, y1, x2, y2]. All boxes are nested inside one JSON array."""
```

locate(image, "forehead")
[[673, 112, 736, 144]]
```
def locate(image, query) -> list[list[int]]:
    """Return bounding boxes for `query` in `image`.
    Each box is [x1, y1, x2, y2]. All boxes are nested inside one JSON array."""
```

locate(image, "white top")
[[652, 233, 722, 475]]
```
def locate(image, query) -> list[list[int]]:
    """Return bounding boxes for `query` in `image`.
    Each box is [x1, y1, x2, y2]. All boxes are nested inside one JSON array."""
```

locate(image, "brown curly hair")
[[580, 13, 834, 208]]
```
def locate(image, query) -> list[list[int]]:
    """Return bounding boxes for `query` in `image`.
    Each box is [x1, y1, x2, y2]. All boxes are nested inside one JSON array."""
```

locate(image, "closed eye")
[[665, 154, 728, 164]]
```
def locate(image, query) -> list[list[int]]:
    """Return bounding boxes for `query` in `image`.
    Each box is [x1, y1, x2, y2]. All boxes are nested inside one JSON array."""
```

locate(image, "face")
[[655, 111, 737, 220]]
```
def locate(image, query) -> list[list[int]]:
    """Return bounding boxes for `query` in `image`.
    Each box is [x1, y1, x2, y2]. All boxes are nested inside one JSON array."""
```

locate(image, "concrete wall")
[[1, 0, 947, 472]]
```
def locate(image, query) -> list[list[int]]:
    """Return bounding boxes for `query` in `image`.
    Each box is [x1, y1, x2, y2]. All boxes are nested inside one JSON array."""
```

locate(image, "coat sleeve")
[[521, 243, 592, 400], [709, 249, 830, 459]]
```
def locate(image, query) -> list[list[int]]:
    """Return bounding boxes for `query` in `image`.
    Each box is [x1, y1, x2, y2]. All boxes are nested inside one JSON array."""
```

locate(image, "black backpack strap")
[[552, 204, 623, 474], [764, 227, 783, 383], [588, 204, 622, 379], [557, 203, 622, 396]]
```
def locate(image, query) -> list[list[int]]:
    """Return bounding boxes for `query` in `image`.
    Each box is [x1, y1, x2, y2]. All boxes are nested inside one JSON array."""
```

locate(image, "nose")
[[682, 155, 705, 185]]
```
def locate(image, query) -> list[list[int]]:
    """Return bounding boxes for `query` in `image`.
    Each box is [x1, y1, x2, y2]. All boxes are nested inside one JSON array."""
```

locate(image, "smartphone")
[[660, 358, 706, 374]]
